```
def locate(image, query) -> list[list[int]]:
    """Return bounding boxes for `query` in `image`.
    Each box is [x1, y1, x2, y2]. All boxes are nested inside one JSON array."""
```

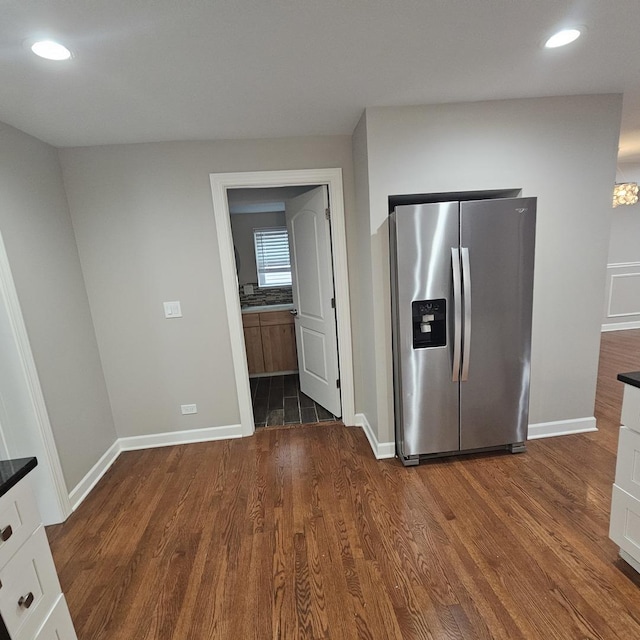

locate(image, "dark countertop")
[[618, 371, 640, 389], [0, 457, 37, 499]]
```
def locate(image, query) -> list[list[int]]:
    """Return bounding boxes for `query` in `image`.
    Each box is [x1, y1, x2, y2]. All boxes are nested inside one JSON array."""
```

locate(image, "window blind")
[[253, 227, 292, 287]]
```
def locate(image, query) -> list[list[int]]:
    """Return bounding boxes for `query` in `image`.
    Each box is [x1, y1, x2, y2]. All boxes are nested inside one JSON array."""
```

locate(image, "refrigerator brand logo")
[[516, 208, 528, 214]]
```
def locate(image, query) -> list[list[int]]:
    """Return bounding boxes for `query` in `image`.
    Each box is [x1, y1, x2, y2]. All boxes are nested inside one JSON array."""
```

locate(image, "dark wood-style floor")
[[251, 374, 337, 427], [48, 330, 640, 639]]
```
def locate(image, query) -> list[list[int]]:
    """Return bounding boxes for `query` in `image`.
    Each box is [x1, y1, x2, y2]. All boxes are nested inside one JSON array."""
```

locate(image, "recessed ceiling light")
[[544, 29, 581, 49], [30, 40, 72, 61]]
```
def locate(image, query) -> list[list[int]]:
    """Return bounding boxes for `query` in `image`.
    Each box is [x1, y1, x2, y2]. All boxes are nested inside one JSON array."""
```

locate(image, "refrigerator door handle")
[[461, 247, 472, 381], [451, 248, 462, 382]]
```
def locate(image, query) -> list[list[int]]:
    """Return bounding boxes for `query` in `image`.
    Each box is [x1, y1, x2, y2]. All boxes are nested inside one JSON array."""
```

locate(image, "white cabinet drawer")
[[28, 595, 78, 640], [610, 484, 640, 563], [0, 478, 40, 570], [0, 526, 62, 639], [615, 426, 640, 497], [622, 385, 640, 434]]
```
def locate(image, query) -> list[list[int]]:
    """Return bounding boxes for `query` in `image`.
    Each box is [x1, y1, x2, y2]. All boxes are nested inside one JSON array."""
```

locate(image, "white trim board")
[[602, 321, 640, 332], [356, 413, 596, 456], [355, 413, 395, 459], [607, 261, 640, 269], [209, 169, 356, 438], [69, 424, 243, 512], [527, 416, 597, 440], [68, 439, 121, 511], [118, 423, 242, 451], [68, 414, 598, 512], [619, 549, 640, 575], [0, 230, 72, 524]]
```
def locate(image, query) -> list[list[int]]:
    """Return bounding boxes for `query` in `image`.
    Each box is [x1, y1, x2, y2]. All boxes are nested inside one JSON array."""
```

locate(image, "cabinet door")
[[31, 595, 78, 640], [0, 478, 40, 569], [0, 526, 62, 640], [243, 327, 265, 374], [262, 324, 297, 372]]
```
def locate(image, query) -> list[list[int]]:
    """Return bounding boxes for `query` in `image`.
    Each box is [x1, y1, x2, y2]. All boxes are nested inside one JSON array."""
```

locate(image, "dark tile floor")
[[250, 374, 337, 427]]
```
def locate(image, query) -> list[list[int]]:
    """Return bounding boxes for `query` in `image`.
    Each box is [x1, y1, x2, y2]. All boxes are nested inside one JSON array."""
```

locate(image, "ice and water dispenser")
[[411, 299, 446, 349]]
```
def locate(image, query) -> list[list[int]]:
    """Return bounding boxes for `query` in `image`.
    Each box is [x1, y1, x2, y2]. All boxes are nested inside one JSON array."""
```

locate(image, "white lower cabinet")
[[0, 527, 61, 639], [0, 476, 77, 639], [610, 384, 640, 574], [31, 596, 76, 640], [610, 484, 640, 561]]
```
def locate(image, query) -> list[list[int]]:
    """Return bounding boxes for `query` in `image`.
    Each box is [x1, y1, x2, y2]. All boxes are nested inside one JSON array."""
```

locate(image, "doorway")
[[210, 169, 355, 437], [227, 184, 340, 426]]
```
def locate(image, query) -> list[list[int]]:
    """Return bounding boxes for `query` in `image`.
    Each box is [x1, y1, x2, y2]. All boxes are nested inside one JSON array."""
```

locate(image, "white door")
[[286, 186, 341, 417]]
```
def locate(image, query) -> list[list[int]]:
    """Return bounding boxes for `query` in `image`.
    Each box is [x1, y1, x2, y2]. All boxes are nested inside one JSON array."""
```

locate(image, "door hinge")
[[331, 297, 335, 308], [336, 378, 341, 388], [325, 207, 331, 221]]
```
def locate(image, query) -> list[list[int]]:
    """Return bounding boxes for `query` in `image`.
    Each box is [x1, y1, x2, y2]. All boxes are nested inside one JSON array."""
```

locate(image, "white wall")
[[602, 163, 640, 330], [352, 95, 622, 445], [59, 136, 355, 438], [351, 114, 377, 432], [0, 122, 117, 492]]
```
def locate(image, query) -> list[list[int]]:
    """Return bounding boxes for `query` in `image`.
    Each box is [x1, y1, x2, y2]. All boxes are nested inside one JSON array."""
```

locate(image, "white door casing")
[[0, 230, 71, 524], [286, 187, 341, 417], [209, 168, 355, 436]]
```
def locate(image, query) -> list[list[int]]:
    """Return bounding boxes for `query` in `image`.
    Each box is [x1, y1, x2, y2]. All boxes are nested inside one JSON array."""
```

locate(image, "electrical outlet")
[[181, 404, 197, 415]]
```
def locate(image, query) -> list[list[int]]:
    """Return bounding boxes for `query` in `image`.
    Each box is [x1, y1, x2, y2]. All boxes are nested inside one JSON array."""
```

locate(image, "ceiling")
[[2, 0, 640, 160]]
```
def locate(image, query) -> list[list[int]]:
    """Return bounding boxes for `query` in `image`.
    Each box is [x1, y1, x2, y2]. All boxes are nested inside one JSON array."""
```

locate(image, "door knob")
[[290, 309, 298, 316]]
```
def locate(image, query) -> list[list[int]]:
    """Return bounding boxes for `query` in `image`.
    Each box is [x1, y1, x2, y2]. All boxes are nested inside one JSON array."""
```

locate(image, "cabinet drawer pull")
[[18, 592, 34, 609], [0, 525, 12, 542]]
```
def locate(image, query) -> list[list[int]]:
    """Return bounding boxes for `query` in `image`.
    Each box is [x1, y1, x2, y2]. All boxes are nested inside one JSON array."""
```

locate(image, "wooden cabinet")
[[242, 310, 297, 374], [242, 312, 265, 374], [0, 475, 77, 639]]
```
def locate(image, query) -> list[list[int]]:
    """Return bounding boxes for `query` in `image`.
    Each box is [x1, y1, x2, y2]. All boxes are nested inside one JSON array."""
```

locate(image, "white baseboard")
[[602, 320, 640, 332], [528, 416, 597, 440], [118, 423, 243, 451], [69, 439, 121, 511], [354, 413, 395, 459], [619, 549, 640, 574], [68, 423, 243, 512]]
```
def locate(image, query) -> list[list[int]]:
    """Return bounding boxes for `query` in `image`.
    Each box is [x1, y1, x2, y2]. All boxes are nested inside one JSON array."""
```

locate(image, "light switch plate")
[[243, 284, 254, 295], [164, 301, 182, 318]]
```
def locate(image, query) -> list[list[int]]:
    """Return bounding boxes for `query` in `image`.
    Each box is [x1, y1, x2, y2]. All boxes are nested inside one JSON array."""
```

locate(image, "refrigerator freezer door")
[[390, 202, 460, 458], [459, 198, 536, 450]]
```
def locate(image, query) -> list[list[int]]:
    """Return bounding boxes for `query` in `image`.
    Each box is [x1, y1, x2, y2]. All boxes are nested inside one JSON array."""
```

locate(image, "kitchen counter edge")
[[618, 371, 640, 389], [241, 303, 294, 314], [0, 457, 38, 499]]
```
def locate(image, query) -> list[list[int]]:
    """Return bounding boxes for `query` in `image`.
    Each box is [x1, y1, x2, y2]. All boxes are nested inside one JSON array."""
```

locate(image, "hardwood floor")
[[48, 330, 640, 639]]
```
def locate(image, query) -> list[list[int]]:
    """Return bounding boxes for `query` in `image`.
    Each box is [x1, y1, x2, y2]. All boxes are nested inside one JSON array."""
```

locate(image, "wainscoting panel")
[[603, 262, 640, 332]]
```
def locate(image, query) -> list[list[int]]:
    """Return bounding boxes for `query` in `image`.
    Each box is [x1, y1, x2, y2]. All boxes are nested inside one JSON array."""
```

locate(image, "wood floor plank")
[[48, 329, 640, 639]]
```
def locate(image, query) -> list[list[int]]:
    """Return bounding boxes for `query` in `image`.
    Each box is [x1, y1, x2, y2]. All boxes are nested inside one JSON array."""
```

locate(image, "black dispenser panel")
[[412, 299, 446, 349]]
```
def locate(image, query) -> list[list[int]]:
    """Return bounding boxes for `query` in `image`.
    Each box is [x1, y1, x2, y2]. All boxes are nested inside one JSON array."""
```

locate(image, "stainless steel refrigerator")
[[389, 197, 536, 466]]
